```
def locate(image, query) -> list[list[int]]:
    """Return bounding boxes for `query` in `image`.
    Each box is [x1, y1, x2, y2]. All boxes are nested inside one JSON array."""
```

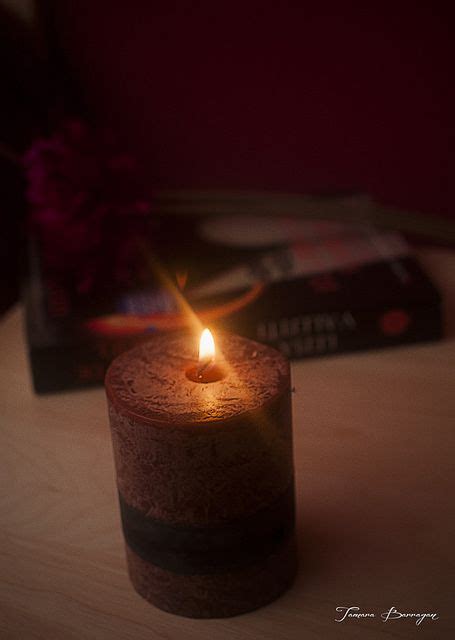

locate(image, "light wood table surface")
[[1, 247, 454, 640]]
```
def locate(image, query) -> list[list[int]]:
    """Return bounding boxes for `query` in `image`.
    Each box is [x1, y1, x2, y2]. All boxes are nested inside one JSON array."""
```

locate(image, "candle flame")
[[199, 328, 215, 362]]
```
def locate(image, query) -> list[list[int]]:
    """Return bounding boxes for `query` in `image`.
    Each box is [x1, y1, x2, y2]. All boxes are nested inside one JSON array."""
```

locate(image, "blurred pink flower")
[[24, 119, 152, 293]]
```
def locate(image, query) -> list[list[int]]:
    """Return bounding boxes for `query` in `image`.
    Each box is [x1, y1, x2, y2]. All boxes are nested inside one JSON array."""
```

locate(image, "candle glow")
[[186, 328, 222, 383], [199, 328, 215, 363]]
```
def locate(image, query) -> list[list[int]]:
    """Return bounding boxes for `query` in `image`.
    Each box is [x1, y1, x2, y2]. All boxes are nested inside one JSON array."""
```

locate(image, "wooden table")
[[1, 247, 454, 639]]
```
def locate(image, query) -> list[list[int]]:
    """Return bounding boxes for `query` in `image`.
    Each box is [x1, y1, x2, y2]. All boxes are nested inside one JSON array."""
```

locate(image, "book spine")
[[235, 303, 442, 360], [28, 335, 151, 394], [28, 302, 442, 393]]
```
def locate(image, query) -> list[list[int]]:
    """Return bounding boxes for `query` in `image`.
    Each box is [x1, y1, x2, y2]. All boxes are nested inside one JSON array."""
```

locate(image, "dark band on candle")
[[119, 483, 295, 575]]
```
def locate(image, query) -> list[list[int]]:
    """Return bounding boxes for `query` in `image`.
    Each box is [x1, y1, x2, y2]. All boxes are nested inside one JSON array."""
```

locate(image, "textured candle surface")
[[105, 331, 297, 617], [106, 332, 289, 422]]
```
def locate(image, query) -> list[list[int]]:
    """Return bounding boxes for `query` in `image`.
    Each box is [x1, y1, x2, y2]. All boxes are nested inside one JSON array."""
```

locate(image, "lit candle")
[[185, 328, 224, 383], [105, 328, 297, 618]]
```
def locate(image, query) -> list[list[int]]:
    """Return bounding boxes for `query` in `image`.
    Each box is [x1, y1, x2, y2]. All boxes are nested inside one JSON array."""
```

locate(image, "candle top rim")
[[105, 332, 290, 426]]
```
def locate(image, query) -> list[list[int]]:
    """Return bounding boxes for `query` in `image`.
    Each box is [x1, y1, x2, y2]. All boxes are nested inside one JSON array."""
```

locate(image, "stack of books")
[[24, 207, 442, 393]]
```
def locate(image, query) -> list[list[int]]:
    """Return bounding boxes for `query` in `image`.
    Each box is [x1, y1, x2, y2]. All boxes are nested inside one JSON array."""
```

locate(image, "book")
[[24, 213, 442, 393]]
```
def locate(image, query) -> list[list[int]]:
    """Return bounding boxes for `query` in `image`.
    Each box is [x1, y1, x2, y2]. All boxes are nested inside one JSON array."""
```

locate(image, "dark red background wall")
[[53, 2, 454, 217]]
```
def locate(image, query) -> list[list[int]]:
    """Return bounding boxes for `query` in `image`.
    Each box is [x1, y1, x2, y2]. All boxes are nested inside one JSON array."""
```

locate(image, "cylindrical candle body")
[[105, 332, 297, 618]]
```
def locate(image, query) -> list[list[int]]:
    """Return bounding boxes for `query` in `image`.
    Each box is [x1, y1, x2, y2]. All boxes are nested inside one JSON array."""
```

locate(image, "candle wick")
[[197, 358, 213, 379]]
